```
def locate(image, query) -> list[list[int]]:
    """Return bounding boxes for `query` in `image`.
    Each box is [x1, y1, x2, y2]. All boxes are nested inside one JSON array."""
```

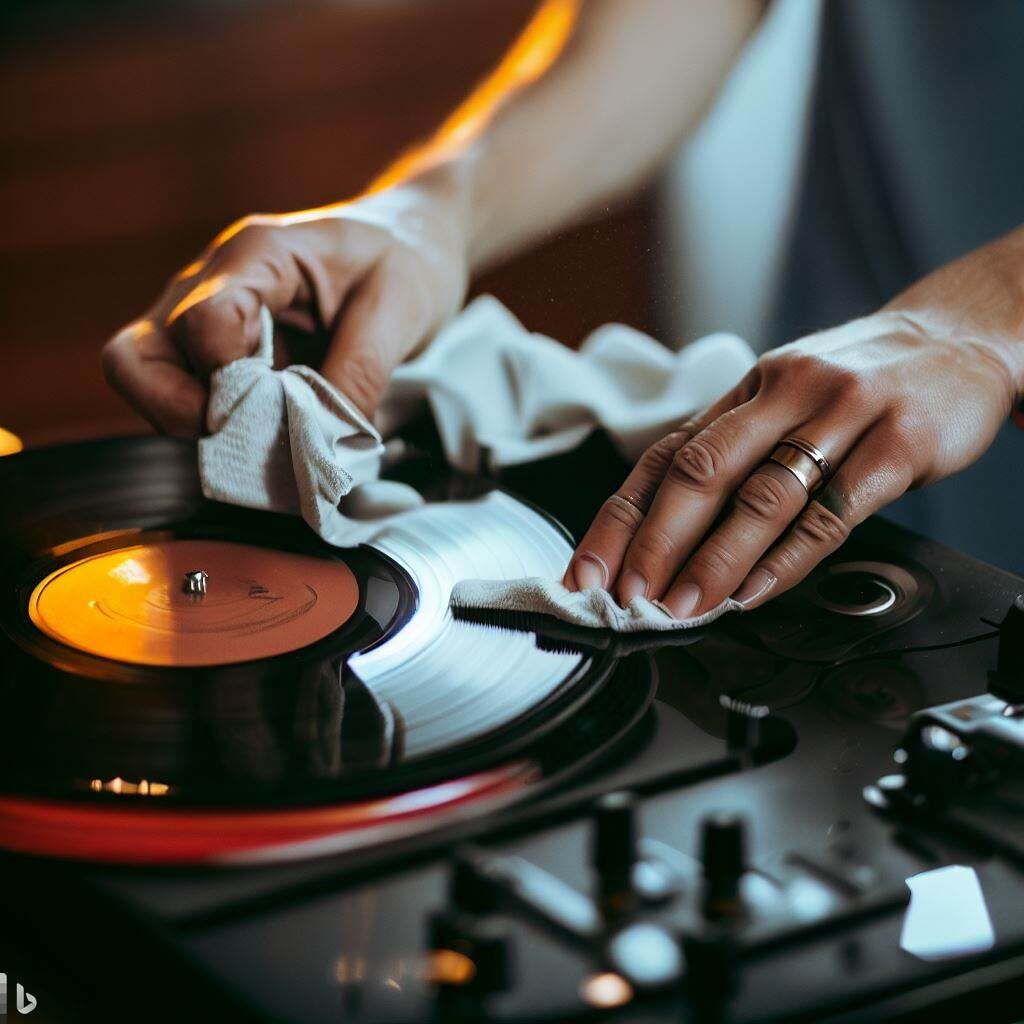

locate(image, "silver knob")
[[182, 570, 208, 597]]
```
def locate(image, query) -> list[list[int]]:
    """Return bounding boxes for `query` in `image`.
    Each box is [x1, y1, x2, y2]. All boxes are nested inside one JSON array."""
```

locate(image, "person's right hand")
[[102, 184, 469, 435]]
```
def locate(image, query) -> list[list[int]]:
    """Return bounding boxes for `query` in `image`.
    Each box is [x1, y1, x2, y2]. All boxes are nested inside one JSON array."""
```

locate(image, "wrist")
[[883, 225, 1024, 408], [394, 141, 507, 275], [371, 151, 478, 267]]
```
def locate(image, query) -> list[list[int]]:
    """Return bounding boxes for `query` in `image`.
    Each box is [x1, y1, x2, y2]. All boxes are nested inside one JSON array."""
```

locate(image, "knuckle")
[[100, 329, 138, 389], [666, 434, 726, 491], [259, 251, 288, 285], [793, 501, 849, 548], [735, 366, 762, 403], [100, 336, 126, 380], [686, 541, 740, 583], [759, 549, 809, 589], [758, 552, 794, 582], [177, 299, 215, 335], [761, 348, 812, 381], [601, 494, 645, 531], [629, 523, 677, 564], [642, 431, 689, 475], [830, 366, 870, 408], [734, 471, 791, 522], [177, 298, 236, 341]]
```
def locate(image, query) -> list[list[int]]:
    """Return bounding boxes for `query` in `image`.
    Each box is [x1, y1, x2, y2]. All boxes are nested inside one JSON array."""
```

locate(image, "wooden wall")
[[0, 0, 659, 447]]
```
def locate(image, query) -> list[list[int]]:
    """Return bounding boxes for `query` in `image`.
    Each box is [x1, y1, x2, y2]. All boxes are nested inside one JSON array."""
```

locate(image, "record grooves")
[[0, 438, 651, 864]]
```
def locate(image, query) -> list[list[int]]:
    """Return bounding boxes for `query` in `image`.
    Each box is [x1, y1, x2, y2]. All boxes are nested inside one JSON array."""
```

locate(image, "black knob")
[[990, 595, 1024, 703], [720, 694, 768, 753], [700, 813, 747, 918], [592, 791, 636, 882]]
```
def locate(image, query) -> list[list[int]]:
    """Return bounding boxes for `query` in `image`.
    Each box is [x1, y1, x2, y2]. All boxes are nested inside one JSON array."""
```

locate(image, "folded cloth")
[[451, 576, 740, 632], [199, 307, 423, 546]]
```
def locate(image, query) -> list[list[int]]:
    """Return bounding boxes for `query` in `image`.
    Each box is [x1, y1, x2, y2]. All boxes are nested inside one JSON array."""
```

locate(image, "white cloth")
[[199, 307, 423, 546], [451, 576, 740, 632], [198, 296, 755, 630], [380, 295, 754, 469]]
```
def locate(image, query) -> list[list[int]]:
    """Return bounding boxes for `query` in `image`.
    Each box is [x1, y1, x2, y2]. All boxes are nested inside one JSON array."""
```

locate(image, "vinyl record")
[[0, 438, 653, 864]]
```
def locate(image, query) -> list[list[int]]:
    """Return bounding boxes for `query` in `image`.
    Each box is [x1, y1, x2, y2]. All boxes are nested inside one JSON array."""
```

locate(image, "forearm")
[[373, 0, 763, 272], [883, 222, 1024, 414]]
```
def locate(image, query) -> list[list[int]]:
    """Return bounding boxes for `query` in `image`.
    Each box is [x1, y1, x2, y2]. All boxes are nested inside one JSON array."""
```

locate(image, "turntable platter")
[[28, 539, 360, 667], [0, 438, 650, 862]]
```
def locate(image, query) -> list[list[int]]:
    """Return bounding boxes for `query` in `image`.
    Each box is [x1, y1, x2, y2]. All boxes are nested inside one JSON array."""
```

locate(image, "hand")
[[102, 182, 469, 435], [565, 229, 1024, 615]]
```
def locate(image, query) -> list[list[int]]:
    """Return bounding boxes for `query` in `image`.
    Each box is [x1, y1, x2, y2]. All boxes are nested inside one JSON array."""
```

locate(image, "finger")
[[613, 394, 797, 606], [320, 256, 434, 417], [101, 319, 208, 437], [564, 368, 762, 592], [563, 427, 694, 590], [660, 408, 870, 617], [657, 461, 807, 617], [165, 223, 318, 377], [730, 421, 916, 610]]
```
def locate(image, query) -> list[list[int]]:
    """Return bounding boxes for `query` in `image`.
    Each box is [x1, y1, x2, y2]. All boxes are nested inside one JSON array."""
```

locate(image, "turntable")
[[1, 431, 1023, 1023]]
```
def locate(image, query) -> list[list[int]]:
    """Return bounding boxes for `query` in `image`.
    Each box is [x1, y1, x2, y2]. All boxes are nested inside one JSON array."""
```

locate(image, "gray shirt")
[[772, 0, 1024, 572]]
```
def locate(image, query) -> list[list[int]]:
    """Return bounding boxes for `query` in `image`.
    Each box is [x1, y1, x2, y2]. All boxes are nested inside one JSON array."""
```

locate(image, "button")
[[700, 813, 747, 919], [592, 792, 637, 904]]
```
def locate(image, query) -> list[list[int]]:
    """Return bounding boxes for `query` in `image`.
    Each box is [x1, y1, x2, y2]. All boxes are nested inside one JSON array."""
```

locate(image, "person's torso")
[[772, 0, 1024, 572]]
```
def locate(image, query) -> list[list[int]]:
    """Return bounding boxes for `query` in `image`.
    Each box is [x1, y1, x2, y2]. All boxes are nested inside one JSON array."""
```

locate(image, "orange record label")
[[28, 539, 360, 667]]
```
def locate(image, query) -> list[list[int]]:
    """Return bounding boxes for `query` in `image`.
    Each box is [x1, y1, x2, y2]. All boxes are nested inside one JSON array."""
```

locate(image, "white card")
[[900, 864, 996, 962]]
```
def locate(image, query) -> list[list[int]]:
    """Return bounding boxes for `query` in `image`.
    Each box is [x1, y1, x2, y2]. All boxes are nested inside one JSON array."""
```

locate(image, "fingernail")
[[732, 568, 777, 609], [618, 569, 649, 603], [572, 553, 608, 591], [665, 583, 702, 619]]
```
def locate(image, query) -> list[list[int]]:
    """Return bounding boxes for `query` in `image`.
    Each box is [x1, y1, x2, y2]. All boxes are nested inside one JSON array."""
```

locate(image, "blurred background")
[[1, 0, 818, 450]]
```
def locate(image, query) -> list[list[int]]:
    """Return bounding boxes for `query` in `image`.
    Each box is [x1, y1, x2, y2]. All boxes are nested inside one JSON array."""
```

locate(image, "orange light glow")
[[424, 949, 477, 987], [87, 777, 171, 797], [371, 0, 580, 191], [167, 274, 229, 324], [49, 528, 143, 559], [172, 0, 579, 298], [0, 427, 24, 456], [579, 972, 633, 1009]]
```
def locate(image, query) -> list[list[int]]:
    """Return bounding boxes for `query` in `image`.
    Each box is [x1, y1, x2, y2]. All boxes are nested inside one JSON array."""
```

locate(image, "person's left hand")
[[564, 229, 1024, 616]]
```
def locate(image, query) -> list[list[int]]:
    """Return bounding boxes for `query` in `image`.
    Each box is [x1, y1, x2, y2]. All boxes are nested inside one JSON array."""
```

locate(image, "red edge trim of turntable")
[[0, 763, 535, 866]]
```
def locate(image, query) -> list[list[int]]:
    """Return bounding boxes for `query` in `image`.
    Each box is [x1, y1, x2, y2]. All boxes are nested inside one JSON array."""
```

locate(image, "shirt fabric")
[[771, 0, 1024, 573]]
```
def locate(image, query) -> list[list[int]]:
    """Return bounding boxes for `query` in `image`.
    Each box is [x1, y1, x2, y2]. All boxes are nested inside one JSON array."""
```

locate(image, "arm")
[[566, 225, 1024, 612], [385, 0, 764, 271], [103, 0, 763, 432]]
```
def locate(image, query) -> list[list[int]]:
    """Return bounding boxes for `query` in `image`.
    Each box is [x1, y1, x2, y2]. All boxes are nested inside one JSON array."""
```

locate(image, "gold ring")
[[769, 445, 825, 494], [612, 492, 647, 516], [779, 435, 832, 479]]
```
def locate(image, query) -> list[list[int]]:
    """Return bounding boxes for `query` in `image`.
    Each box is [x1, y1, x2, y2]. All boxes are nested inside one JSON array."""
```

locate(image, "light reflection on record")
[[351, 491, 579, 758]]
